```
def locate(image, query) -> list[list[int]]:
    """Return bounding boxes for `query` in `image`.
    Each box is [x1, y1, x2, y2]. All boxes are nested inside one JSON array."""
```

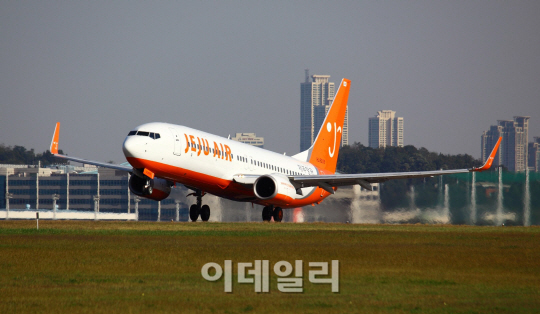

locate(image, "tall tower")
[[300, 70, 348, 152], [368, 110, 404, 148]]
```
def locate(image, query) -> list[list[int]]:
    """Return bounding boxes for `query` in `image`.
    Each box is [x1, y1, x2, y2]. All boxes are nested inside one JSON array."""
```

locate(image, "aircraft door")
[[169, 128, 183, 156]]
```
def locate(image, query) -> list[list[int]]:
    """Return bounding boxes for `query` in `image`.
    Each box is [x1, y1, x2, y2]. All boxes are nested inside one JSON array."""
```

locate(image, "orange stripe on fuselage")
[[126, 157, 332, 208]]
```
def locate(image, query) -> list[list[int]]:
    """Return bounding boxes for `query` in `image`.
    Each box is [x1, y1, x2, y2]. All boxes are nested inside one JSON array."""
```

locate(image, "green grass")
[[1, 220, 539, 313]]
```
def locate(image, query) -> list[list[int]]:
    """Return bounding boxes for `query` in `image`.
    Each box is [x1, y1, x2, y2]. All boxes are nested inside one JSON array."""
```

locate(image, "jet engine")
[[129, 174, 172, 201], [253, 174, 296, 206]]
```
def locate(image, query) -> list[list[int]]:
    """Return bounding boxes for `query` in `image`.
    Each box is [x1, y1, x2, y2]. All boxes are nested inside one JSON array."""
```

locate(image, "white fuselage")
[[122, 122, 328, 207]]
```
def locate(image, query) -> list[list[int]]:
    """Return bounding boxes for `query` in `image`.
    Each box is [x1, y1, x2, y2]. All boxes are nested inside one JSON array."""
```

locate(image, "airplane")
[[49, 78, 502, 222]]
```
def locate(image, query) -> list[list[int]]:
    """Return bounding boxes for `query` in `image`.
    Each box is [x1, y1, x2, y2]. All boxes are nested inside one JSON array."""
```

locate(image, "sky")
[[1, 1, 539, 164]]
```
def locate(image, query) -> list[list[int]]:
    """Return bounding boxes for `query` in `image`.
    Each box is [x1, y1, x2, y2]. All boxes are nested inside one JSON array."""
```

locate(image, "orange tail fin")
[[308, 79, 351, 173], [50, 122, 60, 154]]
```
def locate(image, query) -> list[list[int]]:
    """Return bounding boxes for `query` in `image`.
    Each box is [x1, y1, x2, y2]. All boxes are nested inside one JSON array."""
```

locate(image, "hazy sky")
[[1, 1, 539, 164]]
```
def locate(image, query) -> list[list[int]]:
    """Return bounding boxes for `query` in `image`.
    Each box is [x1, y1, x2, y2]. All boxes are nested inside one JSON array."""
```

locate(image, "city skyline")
[[481, 116, 531, 172], [1, 2, 539, 164]]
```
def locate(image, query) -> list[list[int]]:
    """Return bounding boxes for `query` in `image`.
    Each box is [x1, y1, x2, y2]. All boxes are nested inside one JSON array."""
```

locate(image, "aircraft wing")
[[50, 122, 133, 173], [232, 174, 263, 187], [290, 137, 502, 193]]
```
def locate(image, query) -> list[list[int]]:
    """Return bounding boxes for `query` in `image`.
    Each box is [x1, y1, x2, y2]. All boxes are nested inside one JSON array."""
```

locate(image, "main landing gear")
[[262, 205, 283, 222], [187, 190, 210, 222]]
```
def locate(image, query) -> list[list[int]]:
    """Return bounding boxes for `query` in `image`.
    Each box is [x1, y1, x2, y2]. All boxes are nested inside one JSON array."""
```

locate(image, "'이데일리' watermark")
[[201, 260, 339, 293]]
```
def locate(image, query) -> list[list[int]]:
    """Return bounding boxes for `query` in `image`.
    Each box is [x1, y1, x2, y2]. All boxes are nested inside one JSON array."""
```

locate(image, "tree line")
[[336, 143, 486, 210], [0, 144, 65, 167], [337, 142, 481, 174]]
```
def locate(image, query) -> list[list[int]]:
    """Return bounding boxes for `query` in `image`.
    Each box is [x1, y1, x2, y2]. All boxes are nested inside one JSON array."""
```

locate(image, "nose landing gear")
[[262, 205, 283, 222], [187, 190, 210, 222]]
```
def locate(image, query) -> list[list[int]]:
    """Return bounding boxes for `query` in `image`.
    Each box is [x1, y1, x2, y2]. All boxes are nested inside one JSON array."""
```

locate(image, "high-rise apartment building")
[[528, 137, 540, 172], [368, 110, 404, 148], [300, 70, 348, 152], [481, 116, 530, 172]]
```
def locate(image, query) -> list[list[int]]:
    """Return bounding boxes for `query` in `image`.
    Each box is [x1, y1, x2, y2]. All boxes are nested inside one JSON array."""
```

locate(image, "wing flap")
[[290, 168, 471, 189], [53, 154, 133, 172]]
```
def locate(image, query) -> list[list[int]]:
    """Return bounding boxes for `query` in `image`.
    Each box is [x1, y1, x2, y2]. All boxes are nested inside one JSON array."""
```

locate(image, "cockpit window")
[[130, 131, 161, 139]]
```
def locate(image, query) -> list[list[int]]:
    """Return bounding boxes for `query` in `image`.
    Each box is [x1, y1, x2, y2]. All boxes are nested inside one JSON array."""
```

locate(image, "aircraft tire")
[[189, 204, 200, 222], [273, 207, 283, 222], [200, 205, 210, 222], [262, 206, 273, 221]]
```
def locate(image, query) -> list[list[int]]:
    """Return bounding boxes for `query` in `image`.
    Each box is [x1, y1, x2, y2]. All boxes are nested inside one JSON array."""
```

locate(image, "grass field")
[[1, 221, 539, 313]]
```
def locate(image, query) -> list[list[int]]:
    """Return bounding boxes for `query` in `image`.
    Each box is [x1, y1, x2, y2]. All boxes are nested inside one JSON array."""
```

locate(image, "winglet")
[[473, 137, 502, 172], [50, 122, 60, 155]]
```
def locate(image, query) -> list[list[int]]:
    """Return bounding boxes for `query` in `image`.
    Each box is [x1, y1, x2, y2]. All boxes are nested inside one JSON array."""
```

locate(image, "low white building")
[[231, 133, 264, 148]]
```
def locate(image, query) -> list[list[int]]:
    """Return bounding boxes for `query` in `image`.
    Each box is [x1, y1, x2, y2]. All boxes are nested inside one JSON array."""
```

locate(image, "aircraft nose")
[[122, 136, 137, 157]]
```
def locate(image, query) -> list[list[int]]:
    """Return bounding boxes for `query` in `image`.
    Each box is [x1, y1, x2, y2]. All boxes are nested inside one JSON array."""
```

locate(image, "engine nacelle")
[[253, 174, 297, 206], [129, 175, 171, 201]]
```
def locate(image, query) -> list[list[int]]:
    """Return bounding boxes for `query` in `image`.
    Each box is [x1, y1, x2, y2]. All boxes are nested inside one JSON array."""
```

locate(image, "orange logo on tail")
[[327, 122, 342, 158]]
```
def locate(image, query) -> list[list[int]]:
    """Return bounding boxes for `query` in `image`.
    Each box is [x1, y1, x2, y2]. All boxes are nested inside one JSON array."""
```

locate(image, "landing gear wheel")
[[189, 204, 200, 222], [262, 206, 273, 222], [273, 207, 283, 222], [187, 189, 206, 222], [200, 205, 210, 222]]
